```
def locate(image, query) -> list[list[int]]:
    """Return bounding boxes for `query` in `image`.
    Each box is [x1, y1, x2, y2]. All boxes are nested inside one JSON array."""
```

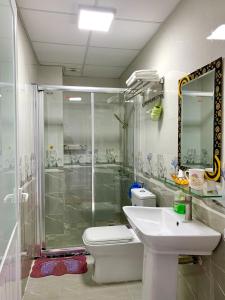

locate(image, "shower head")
[[114, 113, 128, 129], [106, 95, 119, 104]]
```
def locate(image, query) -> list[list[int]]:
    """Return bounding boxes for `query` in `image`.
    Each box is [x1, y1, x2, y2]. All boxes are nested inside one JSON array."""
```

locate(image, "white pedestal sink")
[[123, 206, 221, 300]]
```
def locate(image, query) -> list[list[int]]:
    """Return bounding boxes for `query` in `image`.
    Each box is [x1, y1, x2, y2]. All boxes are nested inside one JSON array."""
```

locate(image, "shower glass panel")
[[0, 0, 17, 260], [94, 93, 130, 226], [44, 91, 92, 248], [42, 87, 134, 250]]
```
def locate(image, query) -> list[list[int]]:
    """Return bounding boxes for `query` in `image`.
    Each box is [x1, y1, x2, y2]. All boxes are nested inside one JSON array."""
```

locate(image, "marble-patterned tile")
[[213, 281, 225, 300], [125, 281, 142, 300], [45, 173, 65, 194], [178, 264, 208, 300], [23, 293, 51, 300], [45, 193, 64, 215], [45, 215, 64, 234], [46, 227, 87, 248], [193, 202, 225, 234], [64, 193, 82, 206], [212, 263, 225, 296], [177, 272, 197, 300]]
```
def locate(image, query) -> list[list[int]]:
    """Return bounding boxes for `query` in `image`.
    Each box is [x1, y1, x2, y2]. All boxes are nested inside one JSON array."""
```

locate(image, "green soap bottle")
[[173, 190, 186, 214]]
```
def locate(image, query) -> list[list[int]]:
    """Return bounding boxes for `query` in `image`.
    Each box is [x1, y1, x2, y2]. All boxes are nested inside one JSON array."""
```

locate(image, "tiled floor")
[[23, 256, 142, 300]]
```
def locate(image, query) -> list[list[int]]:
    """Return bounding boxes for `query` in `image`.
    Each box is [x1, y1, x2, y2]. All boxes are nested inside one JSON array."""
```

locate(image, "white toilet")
[[131, 188, 156, 207], [82, 187, 156, 284]]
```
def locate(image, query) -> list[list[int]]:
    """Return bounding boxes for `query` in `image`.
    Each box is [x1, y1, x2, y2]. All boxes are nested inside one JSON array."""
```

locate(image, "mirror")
[[178, 57, 223, 181], [181, 70, 215, 168]]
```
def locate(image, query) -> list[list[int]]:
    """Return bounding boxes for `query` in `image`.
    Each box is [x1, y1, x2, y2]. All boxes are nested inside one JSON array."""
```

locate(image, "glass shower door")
[[94, 93, 129, 226], [43, 91, 92, 248], [41, 88, 133, 250]]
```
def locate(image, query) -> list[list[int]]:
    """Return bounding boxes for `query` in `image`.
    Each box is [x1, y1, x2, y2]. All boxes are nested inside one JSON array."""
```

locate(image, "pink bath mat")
[[30, 256, 87, 278]]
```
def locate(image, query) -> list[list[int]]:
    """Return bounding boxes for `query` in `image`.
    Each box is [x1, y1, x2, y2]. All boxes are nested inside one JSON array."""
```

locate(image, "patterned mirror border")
[[178, 57, 223, 182]]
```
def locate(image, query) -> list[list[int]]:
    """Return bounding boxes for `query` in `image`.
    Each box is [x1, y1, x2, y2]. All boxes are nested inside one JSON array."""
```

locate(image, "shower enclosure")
[[36, 85, 135, 250]]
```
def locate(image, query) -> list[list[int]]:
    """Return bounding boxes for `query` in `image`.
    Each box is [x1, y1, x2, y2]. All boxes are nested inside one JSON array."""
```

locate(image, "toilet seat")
[[83, 225, 133, 245]]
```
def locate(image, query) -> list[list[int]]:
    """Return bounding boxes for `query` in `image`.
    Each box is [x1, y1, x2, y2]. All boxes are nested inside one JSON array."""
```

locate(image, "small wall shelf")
[[64, 144, 87, 151], [157, 177, 222, 199]]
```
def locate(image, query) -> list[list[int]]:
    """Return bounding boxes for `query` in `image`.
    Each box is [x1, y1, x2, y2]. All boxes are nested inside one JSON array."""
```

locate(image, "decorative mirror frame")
[[178, 57, 223, 182]]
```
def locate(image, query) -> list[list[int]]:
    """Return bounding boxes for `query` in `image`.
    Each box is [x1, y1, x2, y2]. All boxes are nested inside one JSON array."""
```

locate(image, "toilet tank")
[[131, 188, 156, 207]]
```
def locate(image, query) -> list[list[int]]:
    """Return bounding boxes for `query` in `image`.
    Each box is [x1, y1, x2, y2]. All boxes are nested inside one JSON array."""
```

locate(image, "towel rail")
[[124, 77, 164, 105]]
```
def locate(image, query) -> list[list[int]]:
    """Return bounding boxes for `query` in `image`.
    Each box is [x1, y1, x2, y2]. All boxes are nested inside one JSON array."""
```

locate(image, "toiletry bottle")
[[173, 190, 186, 214]]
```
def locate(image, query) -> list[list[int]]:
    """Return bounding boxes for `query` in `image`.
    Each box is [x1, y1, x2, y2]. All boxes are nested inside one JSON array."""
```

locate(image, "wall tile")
[[177, 271, 197, 300], [212, 264, 225, 296], [213, 281, 225, 300]]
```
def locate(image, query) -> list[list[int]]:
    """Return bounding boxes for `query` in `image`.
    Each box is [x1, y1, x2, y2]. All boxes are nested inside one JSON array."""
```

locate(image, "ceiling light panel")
[[68, 97, 82, 102], [78, 7, 114, 32]]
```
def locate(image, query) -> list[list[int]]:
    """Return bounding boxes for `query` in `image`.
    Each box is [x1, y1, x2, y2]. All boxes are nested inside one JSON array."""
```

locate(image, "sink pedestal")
[[142, 247, 178, 300], [123, 206, 221, 300]]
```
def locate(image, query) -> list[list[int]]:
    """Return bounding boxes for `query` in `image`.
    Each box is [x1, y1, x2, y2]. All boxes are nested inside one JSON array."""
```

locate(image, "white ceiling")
[[17, 0, 181, 79]]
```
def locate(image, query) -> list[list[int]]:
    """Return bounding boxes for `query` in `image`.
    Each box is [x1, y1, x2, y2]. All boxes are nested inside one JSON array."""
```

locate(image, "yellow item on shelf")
[[171, 174, 189, 186]]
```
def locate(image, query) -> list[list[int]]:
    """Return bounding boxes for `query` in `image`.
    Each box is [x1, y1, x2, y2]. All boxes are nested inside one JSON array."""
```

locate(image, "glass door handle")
[[21, 193, 29, 203], [3, 193, 15, 203], [18, 188, 29, 203], [3, 192, 29, 203]]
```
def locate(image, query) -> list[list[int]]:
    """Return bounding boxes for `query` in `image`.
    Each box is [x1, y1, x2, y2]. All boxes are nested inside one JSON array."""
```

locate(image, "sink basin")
[[123, 206, 221, 300], [123, 206, 221, 255]]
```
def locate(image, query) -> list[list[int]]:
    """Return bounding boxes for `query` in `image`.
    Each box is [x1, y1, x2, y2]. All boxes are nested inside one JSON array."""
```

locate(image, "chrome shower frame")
[[35, 84, 126, 252]]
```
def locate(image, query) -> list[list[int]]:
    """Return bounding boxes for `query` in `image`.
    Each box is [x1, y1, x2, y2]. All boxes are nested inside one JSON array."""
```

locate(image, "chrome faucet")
[[176, 194, 192, 221]]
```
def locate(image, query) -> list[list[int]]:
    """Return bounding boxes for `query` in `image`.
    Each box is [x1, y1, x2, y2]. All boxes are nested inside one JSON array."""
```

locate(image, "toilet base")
[[83, 228, 143, 284], [93, 244, 143, 283]]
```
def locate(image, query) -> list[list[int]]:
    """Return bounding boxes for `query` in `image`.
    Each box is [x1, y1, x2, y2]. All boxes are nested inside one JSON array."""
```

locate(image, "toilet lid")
[[131, 188, 156, 199], [83, 225, 133, 245]]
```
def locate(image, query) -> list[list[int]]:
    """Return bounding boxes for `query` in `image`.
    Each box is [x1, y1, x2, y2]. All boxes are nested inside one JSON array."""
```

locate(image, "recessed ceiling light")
[[67, 68, 80, 72], [207, 24, 225, 40], [69, 97, 82, 102], [78, 7, 114, 32]]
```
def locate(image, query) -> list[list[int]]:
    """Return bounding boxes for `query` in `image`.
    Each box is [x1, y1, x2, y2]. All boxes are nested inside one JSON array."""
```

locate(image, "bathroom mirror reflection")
[[178, 57, 223, 181], [181, 70, 215, 168]]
